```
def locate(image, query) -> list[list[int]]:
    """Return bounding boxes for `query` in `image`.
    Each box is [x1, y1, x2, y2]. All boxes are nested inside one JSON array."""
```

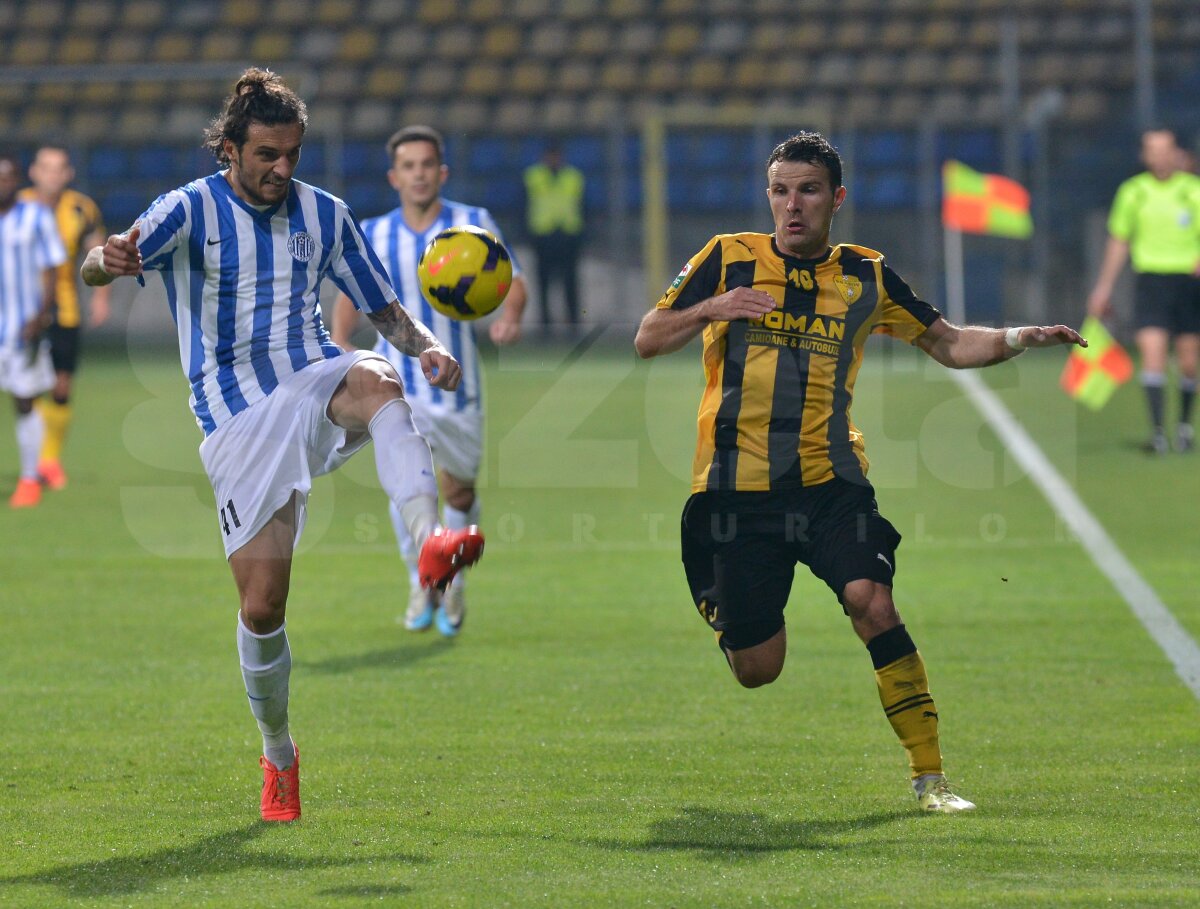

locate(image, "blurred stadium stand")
[[0, 0, 1196, 327]]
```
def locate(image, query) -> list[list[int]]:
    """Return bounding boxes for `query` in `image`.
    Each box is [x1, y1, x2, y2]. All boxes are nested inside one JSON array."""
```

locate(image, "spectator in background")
[[523, 142, 584, 334], [1087, 127, 1200, 454], [21, 144, 113, 490]]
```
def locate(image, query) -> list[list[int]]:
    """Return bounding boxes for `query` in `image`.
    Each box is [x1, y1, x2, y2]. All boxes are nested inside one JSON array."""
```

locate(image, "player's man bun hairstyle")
[[767, 131, 843, 189], [204, 68, 308, 165], [387, 125, 446, 164]]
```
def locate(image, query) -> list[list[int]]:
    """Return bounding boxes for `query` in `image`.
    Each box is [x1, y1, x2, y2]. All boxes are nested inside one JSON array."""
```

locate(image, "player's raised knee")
[[726, 633, 785, 688], [730, 660, 783, 689], [352, 357, 405, 401]]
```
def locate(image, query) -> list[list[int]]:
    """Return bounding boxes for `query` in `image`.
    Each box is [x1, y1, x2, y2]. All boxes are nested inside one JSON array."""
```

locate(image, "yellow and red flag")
[[1060, 317, 1134, 410], [942, 161, 1033, 239]]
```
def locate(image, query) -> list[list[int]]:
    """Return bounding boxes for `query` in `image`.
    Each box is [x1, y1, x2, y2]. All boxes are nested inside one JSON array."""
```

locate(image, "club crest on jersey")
[[287, 231, 316, 263], [671, 262, 692, 289], [833, 275, 862, 303]]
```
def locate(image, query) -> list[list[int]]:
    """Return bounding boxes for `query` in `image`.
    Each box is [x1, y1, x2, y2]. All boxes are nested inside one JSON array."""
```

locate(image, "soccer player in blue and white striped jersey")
[[81, 70, 485, 823], [0, 154, 67, 508], [332, 126, 526, 638]]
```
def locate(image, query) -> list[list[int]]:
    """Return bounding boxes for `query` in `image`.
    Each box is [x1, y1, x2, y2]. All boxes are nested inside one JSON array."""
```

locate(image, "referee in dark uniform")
[[635, 132, 1084, 813]]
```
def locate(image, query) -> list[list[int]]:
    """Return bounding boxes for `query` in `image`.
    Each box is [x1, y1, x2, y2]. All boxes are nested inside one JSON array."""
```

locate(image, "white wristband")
[[1004, 327, 1026, 351]]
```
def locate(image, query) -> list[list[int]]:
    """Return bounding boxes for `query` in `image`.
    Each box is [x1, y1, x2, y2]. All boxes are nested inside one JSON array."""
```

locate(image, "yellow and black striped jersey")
[[657, 233, 941, 492], [18, 187, 105, 328]]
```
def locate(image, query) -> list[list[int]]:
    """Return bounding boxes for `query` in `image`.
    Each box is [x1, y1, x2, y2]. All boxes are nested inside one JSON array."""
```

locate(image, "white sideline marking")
[[953, 370, 1200, 701]]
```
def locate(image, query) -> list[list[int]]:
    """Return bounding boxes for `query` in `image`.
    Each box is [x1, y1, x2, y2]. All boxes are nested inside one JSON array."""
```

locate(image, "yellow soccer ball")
[[416, 225, 513, 321]]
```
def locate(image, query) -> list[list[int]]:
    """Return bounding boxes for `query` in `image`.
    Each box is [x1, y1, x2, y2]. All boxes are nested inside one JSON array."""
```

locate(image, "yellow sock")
[[37, 398, 71, 463], [868, 625, 943, 778]]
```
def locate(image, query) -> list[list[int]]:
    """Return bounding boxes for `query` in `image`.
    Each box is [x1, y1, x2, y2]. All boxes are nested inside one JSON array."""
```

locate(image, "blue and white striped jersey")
[[361, 199, 521, 414], [0, 199, 67, 349], [135, 172, 397, 435]]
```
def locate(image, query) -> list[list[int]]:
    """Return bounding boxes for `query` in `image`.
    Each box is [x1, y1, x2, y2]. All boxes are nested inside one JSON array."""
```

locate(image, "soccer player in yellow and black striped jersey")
[[20, 145, 112, 489], [636, 131, 1085, 813]]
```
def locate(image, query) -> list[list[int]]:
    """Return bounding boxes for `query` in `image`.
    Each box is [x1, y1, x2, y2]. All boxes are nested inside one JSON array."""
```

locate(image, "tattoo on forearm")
[[367, 302, 439, 357]]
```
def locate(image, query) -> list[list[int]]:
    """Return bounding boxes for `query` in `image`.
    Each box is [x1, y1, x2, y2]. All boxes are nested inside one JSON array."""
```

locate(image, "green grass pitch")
[[1, 340, 1198, 907]]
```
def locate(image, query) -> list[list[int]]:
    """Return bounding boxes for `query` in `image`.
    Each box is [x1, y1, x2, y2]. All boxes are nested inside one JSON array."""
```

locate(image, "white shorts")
[[199, 351, 387, 558], [0, 343, 54, 399], [409, 400, 483, 483]]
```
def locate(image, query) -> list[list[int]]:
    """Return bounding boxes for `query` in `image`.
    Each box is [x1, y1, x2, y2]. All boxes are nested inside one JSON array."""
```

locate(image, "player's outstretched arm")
[[635, 287, 776, 358], [82, 227, 142, 287], [367, 300, 462, 390], [916, 317, 1086, 369]]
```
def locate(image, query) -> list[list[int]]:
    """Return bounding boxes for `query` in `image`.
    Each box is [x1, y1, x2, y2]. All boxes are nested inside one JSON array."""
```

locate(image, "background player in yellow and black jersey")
[[635, 131, 1085, 813], [20, 144, 112, 489]]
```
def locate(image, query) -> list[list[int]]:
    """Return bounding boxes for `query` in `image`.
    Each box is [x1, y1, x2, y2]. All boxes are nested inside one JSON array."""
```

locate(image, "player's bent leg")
[[725, 626, 786, 688]]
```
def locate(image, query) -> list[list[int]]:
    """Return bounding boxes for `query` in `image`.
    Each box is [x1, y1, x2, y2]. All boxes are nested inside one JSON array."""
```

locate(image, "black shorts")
[[46, 323, 81, 374], [680, 478, 902, 653], [1133, 273, 1200, 335]]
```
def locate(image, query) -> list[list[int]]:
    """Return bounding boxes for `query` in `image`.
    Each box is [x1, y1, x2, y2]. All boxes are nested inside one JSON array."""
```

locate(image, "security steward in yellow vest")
[[524, 145, 584, 331]]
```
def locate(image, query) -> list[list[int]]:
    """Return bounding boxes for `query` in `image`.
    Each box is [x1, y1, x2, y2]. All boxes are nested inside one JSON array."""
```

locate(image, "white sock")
[[15, 411, 43, 480], [369, 398, 439, 547], [443, 499, 481, 591], [389, 499, 421, 589], [236, 615, 294, 770]]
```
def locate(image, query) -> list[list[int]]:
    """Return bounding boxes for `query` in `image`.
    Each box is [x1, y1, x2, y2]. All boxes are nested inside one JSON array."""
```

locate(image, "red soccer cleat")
[[38, 459, 68, 490], [418, 525, 485, 591], [9, 477, 42, 509], [259, 745, 301, 822]]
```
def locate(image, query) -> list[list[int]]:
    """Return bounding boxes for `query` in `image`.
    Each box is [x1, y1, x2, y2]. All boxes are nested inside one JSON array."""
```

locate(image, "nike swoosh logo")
[[207, 238, 223, 246], [427, 253, 453, 276]]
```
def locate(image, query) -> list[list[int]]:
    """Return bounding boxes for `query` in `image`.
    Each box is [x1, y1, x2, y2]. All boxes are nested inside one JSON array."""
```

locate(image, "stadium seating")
[[0, 0, 1194, 241]]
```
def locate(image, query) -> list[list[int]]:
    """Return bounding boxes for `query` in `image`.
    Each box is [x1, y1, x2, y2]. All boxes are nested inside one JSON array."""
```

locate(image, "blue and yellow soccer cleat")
[[914, 774, 976, 813], [404, 585, 437, 632]]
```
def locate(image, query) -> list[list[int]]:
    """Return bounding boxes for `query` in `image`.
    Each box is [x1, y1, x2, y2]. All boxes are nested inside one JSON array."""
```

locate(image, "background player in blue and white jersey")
[[0, 154, 67, 509], [81, 70, 484, 823], [332, 125, 527, 637]]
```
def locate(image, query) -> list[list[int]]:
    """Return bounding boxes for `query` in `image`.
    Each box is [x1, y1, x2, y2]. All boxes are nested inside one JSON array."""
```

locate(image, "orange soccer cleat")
[[259, 745, 301, 822], [9, 477, 42, 509], [417, 525, 485, 591], [38, 459, 68, 490]]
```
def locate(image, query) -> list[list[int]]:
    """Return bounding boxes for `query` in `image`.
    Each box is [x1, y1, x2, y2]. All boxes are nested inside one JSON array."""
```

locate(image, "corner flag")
[[1060, 317, 1134, 410], [942, 161, 1033, 239]]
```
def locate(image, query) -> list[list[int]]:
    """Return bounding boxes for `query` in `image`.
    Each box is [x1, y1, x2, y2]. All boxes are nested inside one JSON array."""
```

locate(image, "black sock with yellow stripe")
[[868, 624, 943, 778]]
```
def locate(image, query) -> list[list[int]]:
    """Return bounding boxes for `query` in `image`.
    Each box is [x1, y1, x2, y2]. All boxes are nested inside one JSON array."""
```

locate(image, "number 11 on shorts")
[[220, 499, 242, 536]]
